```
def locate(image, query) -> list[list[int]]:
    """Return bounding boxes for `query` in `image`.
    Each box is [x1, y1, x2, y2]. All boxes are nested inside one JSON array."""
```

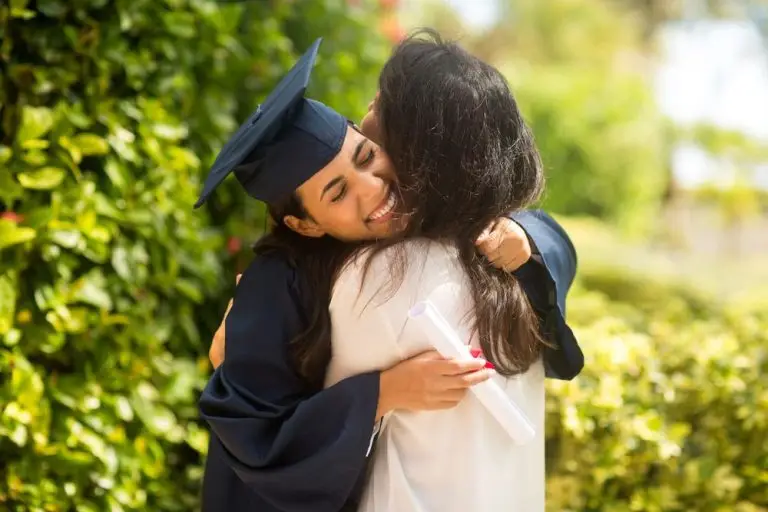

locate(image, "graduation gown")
[[198, 255, 380, 512], [509, 210, 583, 380], [198, 210, 581, 511]]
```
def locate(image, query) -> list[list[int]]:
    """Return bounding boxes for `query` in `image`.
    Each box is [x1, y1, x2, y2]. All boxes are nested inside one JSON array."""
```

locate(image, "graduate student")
[[196, 37, 580, 512]]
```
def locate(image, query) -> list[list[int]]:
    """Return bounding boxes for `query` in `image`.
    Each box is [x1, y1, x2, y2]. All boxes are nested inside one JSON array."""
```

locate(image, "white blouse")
[[326, 240, 545, 512]]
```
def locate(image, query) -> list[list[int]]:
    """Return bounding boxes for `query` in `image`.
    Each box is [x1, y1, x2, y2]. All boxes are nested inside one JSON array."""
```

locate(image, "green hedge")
[[2, 1, 765, 510], [546, 266, 768, 511], [0, 0, 387, 509]]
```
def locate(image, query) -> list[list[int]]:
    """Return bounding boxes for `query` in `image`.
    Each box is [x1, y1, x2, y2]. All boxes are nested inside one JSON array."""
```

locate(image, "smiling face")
[[283, 124, 402, 242]]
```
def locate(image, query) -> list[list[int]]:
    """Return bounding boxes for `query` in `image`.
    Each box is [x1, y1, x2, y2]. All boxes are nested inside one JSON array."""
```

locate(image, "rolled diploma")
[[408, 300, 536, 445]]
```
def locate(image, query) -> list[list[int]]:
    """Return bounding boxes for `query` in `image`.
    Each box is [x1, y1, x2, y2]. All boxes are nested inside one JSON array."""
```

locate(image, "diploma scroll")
[[408, 300, 536, 445]]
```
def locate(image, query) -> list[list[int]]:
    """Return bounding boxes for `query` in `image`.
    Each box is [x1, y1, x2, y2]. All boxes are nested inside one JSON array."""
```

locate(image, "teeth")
[[370, 192, 396, 220]]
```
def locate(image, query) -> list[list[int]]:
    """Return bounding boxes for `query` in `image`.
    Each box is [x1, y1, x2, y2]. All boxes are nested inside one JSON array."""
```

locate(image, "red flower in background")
[[1, 212, 24, 224], [379, 16, 405, 44], [227, 236, 242, 255]]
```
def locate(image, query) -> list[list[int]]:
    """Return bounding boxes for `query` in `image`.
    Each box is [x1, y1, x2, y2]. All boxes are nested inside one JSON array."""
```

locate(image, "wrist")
[[376, 369, 397, 419]]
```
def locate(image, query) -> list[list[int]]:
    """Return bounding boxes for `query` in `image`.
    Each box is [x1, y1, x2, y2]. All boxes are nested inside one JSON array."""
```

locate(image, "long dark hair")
[[256, 29, 546, 388], [252, 196, 359, 390], [363, 29, 546, 375]]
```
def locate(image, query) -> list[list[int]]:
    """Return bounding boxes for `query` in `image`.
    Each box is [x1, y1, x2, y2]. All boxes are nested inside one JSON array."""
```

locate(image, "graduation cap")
[[194, 38, 348, 208]]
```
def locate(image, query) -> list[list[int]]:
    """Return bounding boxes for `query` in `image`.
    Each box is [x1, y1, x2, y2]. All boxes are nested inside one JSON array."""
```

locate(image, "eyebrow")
[[320, 176, 344, 200]]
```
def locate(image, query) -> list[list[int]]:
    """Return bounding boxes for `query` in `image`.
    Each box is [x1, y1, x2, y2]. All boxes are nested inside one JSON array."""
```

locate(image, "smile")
[[367, 189, 397, 223]]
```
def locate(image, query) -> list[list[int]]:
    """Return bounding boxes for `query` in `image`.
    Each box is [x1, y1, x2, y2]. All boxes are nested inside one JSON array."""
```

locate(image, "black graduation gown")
[[510, 210, 584, 380], [198, 210, 582, 511], [199, 255, 379, 512]]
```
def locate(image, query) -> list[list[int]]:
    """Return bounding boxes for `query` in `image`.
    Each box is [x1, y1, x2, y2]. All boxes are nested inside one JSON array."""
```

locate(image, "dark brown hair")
[[256, 29, 546, 388], [252, 196, 359, 390], [361, 29, 546, 375]]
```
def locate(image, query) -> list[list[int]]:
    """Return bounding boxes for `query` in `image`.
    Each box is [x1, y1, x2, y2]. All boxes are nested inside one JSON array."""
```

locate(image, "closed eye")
[[357, 147, 376, 167], [331, 183, 347, 203]]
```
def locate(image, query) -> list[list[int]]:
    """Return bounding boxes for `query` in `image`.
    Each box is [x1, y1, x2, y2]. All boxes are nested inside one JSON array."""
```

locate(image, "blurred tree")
[[401, 0, 768, 236], [490, 0, 667, 235], [0, 0, 389, 509]]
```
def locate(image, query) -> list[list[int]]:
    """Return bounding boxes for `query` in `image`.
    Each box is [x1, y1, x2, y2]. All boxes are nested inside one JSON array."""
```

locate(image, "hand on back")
[[475, 217, 531, 272], [377, 350, 491, 418]]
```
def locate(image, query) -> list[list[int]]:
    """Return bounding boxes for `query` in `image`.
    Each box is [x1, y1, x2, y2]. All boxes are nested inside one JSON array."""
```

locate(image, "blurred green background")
[[0, 0, 766, 510]]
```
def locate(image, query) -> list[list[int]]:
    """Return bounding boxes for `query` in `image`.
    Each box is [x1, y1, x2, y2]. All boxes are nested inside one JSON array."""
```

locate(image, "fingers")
[[476, 218, 531, 272], [440, 368, 491, 391], [236, 273, 242, 285], [475, 222, 505, 250], [436, 357, 488, 375], [487, 253, 527, 272], [457, 368, 492, 387]]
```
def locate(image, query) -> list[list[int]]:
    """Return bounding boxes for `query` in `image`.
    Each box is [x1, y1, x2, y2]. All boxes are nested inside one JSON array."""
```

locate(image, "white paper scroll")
[[407, 300, 536, 445]]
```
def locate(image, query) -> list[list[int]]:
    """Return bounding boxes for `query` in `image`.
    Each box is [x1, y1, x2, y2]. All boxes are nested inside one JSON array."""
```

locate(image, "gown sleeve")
[[198, 255, 380, 512], [508, 210, 584, 380]]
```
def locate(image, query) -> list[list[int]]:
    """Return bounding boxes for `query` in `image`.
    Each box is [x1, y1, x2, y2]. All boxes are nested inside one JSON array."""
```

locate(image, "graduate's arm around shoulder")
[[199, 254, 379, 512], [506, 210, 584, 380], [509, 209, 577, 310]]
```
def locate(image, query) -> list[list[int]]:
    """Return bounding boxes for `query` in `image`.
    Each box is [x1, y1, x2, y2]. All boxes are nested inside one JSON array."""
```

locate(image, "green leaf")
[[16, 106, 54, 143], [17, 167, 66, 190], [72, 133, 110, 156], [185, 422, 209, 454], [10, 0, 31, 11], [151, 123, 188, 141], [49, 229, 82, 249], [111, 246, 131, 280], [114, 396, 134, 422], [0, 145, 12, 164], [174, 278, 202, 303], [72, 270, 113, 310], [0, 219, 36, 251], [20, 139, 50, 150], [37, 0, 68, 17], [0, 271, 18, 335], [162, 12, 196, 38]]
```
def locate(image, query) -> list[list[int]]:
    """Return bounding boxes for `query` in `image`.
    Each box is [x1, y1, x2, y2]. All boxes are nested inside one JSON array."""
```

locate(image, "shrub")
[[546, 266, 768, 511], [0, 0, 387, 509]]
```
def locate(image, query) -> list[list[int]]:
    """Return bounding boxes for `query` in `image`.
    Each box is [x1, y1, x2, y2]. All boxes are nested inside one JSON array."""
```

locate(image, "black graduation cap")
[[194, 38, 348, 208]]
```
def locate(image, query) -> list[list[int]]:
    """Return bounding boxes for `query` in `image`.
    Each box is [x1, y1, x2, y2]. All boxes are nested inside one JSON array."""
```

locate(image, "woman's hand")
[[376, 350, 491, 419], [475, 217, 532, 272], [209, 274, 242, 369]]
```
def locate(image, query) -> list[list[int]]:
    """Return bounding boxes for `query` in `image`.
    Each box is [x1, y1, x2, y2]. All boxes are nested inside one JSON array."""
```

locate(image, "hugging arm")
[[199, 256, 379, 512], [509, 210, 584, 380]]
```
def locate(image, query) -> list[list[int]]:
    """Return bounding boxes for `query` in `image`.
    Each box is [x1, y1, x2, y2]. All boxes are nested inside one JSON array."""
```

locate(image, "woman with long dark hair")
[[197, 34, 579, 512], [327, 31, 549, 510]]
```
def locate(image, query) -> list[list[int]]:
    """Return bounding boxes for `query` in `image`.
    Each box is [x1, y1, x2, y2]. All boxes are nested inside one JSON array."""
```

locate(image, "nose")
[[351, 170, 384, 213]]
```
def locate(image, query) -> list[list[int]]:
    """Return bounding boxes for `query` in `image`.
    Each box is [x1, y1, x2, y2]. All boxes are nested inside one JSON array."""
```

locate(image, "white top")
[[326, 240, 545, 512]]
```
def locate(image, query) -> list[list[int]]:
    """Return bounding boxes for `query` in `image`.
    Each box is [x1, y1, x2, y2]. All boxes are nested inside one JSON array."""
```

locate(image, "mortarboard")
[[194, 37, 348, 208]]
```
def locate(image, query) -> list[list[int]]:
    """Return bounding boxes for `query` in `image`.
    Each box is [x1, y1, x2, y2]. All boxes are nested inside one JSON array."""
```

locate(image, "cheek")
[[312, 202, 364, 233]]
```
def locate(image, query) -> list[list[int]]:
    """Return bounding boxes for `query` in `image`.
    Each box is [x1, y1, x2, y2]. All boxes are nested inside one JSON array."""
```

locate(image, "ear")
[[283, 215, 326, 238]]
